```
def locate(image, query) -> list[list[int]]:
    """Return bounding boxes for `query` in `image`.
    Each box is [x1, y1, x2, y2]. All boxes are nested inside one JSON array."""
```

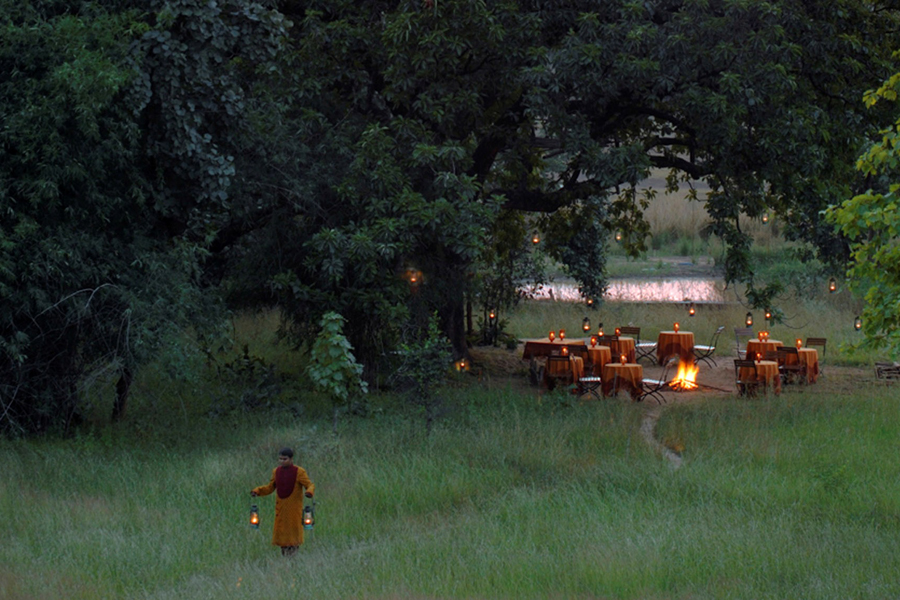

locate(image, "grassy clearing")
[[3, 376, 899, 599]]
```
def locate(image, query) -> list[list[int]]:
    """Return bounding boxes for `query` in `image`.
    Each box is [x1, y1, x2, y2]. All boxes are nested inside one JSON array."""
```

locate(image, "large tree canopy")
[[3, 0, 899, 433], [222, 0, 899, 363]]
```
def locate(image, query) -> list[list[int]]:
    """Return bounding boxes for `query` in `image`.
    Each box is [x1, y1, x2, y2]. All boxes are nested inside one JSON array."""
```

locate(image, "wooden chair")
[[805, 337, 827, 374], [544, 356, 574, 391], [734, 327, 754, 359], [776, 346, 806, 384], [576, 375, 604, 400], [733, 359, 759, 396], [875, 362, 900, 381], [635, 358, 677, 404], [597, 334, 619, 346], [692, 325, 725, 367], [619, 326, 656, 364]]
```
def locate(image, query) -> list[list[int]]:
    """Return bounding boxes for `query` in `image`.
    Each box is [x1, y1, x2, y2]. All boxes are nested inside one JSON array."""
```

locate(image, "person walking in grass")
[[251, 447, 315, 556]]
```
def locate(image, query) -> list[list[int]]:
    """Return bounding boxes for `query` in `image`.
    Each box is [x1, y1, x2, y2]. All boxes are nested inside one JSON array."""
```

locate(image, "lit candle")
[[549, 331, 555, 342], [559, 329, 566, 341], [620, 354, 626, 365], [674, 322, 680, 333], [590, 335, 597, 348], [561, 346, 569, 357], [615, 327, 621, 336], [796, 338, 802, 349]]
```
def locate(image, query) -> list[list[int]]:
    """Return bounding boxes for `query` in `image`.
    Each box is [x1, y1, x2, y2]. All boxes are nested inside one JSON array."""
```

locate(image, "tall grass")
[[3, 380, 900, 599]]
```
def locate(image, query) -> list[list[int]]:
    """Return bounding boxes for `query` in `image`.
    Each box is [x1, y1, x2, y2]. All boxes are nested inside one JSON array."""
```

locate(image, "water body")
[[529, 278, 729, 303]]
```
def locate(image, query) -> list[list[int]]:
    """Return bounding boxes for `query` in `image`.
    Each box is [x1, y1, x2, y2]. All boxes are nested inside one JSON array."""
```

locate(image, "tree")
[[306, 312, 368, 434], [827, 58, 900, 357], [0, 0, 288, 435], [220, 0, 899, 369]]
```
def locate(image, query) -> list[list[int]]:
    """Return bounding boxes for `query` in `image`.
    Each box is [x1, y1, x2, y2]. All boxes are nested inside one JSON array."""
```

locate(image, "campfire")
[[669, 360, 699, 391]]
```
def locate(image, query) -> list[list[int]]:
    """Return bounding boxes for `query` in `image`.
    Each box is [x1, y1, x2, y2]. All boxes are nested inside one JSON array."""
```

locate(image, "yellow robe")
[[252, 466, 315, 547]]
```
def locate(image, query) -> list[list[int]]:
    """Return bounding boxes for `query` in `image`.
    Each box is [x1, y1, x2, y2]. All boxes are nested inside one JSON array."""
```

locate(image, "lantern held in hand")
[[250, 504, 260, 529], [303, 501, 315, 530]]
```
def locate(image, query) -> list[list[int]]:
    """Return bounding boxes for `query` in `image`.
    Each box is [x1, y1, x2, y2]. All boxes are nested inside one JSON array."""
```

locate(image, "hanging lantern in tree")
[[854, 316, 862, 331], [762, 212, 770, 224], [586, 297, 594, 307], [532, 231, 540, 245], [765, 309, 772, 321], [250, 504, 260, 529], [828, 277, 837, 293], [582, 317, 591, 333], [745, 312, 753, 327], [688, 302, 696, 317], [615, 230, 623, 242]]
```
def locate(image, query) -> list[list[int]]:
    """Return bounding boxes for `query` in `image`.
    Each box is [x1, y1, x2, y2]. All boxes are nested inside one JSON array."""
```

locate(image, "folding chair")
[[692, 325, 725, 367], [619, 326, 656, 364], [733, 359, 759, 396], [635, 359, 677, 404], [777, 346, 806, 384], [875, 362, 900, 381], [805, 337, 827, 375], [733, 327, 754, 359], [544, 356, 574, 391]]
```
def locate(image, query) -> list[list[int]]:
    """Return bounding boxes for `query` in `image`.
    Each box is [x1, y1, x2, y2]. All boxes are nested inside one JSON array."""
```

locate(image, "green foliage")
[[393, 312, 453, 435], [306, 312, 368, 433], [828, 60, 900, 357]]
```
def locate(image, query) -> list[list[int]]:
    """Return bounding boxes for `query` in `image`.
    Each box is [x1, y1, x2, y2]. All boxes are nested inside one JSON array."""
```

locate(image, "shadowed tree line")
[[2, 0, 898, 435]]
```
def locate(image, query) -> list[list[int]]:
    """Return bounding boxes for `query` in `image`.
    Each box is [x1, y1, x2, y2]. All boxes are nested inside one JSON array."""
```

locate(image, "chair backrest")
[[763, 350, 779, 362], [734, 359, 757, 376], [734, 327, 753, 354], [618, 326, 640, 341], [707, 325, 725, 345], [806, 337, 827, 356], [597, 335, 619, 345]]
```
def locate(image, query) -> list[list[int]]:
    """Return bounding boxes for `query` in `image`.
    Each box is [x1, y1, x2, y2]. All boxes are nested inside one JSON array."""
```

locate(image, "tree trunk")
[[112, 366, 133, 422]]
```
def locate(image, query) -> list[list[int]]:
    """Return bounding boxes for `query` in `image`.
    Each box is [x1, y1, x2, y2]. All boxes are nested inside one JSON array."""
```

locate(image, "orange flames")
[[669, 360, 699, 390]]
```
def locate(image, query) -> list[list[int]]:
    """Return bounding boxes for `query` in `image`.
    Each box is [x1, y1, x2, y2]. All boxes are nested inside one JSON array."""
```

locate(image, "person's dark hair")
[[279, 447, 294, 458]]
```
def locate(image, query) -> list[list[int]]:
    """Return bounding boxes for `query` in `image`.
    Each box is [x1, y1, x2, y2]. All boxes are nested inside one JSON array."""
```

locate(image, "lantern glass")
[[854, 316, 862, 331], [745, 312, 753, 327], [765, 309, 772, 320], [250, 504, 260, 529], [582, 317, 591, 332], [303, 504, 315, 529], [615, 230, 622, 242], [689, 302, 696, 317], [762, 212, 769, 224], [532, 232, 540, 245], [829, 277, 837, 293]]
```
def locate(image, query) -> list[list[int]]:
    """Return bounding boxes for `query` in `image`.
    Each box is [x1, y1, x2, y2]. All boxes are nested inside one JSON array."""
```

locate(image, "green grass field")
[[2, 189, 896, 599]]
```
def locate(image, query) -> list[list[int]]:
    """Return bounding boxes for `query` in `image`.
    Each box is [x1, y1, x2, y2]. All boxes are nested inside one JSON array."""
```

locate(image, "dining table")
[[601, 362, 643, 400], [586, 345, 613, 376], [783, 347, 820, 384], [543, 354, 585, 388], [745, 339, 784, 363], [739, 359, 782, 394], [656, 330, 694, 365], [606, 336, 636, 364]]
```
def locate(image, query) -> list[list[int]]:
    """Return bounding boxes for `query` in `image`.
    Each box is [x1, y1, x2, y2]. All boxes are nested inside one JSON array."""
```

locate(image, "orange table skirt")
[[601, 363, 643, 399], [739, 360, 781, 394], [586, 346, 612, 376], [657, 331, 694, 365], [784, 348, 819, 384], [544, 355, 585, 386], [746, 340, 783, 362], [609, 337, 636, 364]]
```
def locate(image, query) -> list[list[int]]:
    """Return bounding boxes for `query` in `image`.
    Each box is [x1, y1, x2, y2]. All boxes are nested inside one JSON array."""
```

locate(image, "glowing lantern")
[[615, 230, 623, 242], [765, 309, 772, 321], [559, 329, 566, 342], [796, 338, 802, 349], [532, 231, 540, 245], [756, 352, 761, 363], [762, 212, 769, 224], [250, 504, 260, 529], [303, 501, 315, 530], [688, 302, 696, 317], [549, 330, 555, 342], [615, 327, 621, 336], [620, 354, 627, 365], [673, 322, 680, 333], [561, 346, 569, 357], [854, 316, 862, 331], [745, 312, 753, 327], [828, 277, 837, 293], [590, 335, 598, 348], [582, 317, 591, 333]]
